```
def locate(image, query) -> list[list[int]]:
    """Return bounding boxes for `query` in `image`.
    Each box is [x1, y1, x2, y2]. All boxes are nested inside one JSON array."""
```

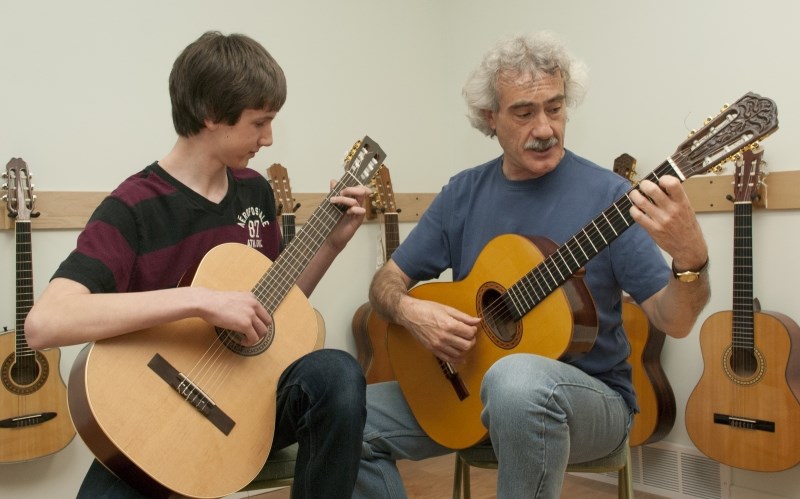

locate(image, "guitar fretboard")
[[732, 195, 755, 350], [383, 212, 400, 261], [15, 220, 36, 362]]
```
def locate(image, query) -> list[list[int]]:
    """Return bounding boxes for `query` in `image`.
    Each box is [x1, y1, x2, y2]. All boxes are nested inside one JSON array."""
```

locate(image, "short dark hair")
[[169, 31, 287, 136]]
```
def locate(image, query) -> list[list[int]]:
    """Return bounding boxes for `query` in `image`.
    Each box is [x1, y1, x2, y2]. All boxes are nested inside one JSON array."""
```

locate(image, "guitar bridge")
[[147, 353, 235, 435], [714, 413, 775, 432], [0, 412, 57, 428], [439, 361, 469, 401]]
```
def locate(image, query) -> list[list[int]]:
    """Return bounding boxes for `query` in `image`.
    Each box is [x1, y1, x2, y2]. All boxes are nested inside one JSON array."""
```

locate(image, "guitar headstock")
[[612, 153, 637, 184], [343, 136, 386, 188], [671, 92, 778, 180], [267, 163, 297, 215], [733, 146, 765, 203], [3, 157, 39, 222], [371, 165, 398, 214]]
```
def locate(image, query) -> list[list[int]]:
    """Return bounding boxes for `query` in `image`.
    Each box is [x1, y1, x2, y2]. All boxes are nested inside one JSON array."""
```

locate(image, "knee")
[[312, 350, 366, 411], [480, 354, 559, 420]]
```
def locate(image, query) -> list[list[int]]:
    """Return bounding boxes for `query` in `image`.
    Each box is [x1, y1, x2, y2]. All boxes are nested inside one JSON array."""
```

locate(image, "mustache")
[[524, 137, 558, 152]]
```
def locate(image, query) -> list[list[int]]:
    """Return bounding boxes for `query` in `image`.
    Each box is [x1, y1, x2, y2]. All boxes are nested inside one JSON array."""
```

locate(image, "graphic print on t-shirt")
[[237, 206, 271, 249]]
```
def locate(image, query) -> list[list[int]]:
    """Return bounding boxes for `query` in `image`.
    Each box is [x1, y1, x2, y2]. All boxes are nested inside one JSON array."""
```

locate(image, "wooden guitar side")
[[352, 303, 395, 384], [622, 297, 675, 447], [68, 243, 318, 498], [685, 310, 800, 471]]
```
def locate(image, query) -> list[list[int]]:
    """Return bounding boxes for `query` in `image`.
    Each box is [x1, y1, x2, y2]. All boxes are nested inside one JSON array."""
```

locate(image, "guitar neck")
[[258, 167, 374, 313], [281, 213, 296, 248], [383, 212, 400, 261], [15, 219, 35, 359], [506, 160, 678, 319], [732, 200, 755, 348]]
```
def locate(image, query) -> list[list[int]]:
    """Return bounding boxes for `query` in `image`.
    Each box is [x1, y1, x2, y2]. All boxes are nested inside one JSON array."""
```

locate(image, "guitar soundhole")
[[215, 325, 274, 356], [477, 282, 521, 349], [1, 352, 49, 394], [723, 345, 765, 385]]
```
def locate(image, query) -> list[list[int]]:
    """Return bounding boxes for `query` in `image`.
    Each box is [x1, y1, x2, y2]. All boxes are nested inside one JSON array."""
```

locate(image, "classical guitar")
[[351, 166, 400, 383], [685, 147, 800, 471], [612, 153, 676, 447], [67, 137, 386, 498], [0, 158, 75, 463], [387, 92, 779, 450], [266, 163, 326, 350]]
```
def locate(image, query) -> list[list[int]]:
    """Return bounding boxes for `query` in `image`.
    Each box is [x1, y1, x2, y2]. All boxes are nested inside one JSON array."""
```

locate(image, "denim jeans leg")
[[352, 381, 453, 499], [76, 459, 147, 499], [270, 349, 366, 499], [481, 353, 630, 499]]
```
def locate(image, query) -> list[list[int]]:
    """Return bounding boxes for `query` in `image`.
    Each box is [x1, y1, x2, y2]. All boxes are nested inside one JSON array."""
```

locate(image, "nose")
[[258, 124, 274, 148], [530, 114, 554, 139]]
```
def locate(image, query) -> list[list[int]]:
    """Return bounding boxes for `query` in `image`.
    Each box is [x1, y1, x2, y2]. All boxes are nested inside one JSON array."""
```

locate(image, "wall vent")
[[570, 441, 730, 498]]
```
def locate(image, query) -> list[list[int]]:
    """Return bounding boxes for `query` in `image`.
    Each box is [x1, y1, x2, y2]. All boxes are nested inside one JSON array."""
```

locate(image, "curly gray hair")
[[463, 32, 588, 137]]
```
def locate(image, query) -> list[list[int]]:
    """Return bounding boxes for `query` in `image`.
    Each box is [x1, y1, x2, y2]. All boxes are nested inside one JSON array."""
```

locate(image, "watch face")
[[677, 272, 700, 283]]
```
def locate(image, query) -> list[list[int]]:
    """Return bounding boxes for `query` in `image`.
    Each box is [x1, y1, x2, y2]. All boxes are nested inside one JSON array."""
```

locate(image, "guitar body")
[[622, 297, 675, 447], [352, 303, 395, 384], [68, 243, 318, 498], [685, 310, 800, 471], [0, 333, 75, 462], [387, 233, 597, 449]]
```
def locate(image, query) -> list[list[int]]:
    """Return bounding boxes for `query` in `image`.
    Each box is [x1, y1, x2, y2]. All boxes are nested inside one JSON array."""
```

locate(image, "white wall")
[[2, 0, 800, 497]]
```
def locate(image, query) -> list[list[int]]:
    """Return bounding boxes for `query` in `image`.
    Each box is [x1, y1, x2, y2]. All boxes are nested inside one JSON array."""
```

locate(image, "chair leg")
[[462, 458, 471, 499], [452, 455, 473, 499], [453, 455, 462, 499], [618, 447, 634, 499]]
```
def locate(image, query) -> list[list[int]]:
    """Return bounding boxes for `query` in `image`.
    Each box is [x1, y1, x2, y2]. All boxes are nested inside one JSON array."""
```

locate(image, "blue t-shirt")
[[392, 150, 671, 411]]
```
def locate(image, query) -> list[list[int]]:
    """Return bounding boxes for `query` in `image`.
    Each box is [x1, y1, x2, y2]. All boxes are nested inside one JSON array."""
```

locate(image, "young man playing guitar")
[[25, 31, 370, 498], [354, 32, 711, 498]]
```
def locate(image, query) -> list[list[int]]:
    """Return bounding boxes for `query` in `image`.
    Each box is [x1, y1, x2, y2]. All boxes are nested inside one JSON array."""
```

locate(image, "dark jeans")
[[77, 349, 366, 498]]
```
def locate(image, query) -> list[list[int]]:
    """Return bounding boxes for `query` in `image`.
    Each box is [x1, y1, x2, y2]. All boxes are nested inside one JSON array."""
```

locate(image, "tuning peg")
[[708, 164, 727, 175], [704, 116, 713, 125], [687, 129, 697, 138], [720, 104, 729, 112], [1, 194, 7, 202]]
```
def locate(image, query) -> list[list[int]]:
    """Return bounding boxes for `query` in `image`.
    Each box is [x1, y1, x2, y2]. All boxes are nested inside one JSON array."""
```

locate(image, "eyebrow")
[[509, 94, 565, 110]]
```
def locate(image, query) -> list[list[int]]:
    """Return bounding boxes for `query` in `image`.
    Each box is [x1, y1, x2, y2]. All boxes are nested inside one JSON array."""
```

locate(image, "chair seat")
[[238, 443, 299, 491], [457, 438, 629, 471]]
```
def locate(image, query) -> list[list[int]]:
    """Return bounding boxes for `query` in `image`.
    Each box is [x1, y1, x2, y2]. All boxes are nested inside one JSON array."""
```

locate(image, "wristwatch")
[[672, 258, 709, 283]]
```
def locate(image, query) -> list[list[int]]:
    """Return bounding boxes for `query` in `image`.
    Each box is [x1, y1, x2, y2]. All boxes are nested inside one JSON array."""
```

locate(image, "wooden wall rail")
[[3, 171, 799, 231]]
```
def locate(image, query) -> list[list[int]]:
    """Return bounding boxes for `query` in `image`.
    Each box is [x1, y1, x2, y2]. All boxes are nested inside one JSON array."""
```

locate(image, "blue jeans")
[[353, 353, 631, 499], [77, 349, 366, 499]]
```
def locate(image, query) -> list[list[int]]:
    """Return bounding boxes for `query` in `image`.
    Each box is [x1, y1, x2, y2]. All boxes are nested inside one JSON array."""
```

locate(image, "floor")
[[249, 452, 667, 498]]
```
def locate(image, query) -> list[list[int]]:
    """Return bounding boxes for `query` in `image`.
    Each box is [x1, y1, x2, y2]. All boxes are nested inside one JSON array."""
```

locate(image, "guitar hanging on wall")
[[266, 163, 327, 350], [685, 147, 800, 471], [386, 92, 779, 450], [351, 165, 401, 383], [612, 153, 676, 447], [0, 158, 75, 463]]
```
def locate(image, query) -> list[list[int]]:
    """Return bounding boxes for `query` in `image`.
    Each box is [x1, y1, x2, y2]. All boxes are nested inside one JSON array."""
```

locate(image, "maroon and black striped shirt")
[[52, 162, 281, 293]]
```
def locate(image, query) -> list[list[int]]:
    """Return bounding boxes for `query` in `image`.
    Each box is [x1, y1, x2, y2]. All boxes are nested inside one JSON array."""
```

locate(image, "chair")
[[238, 310, 327, 494], [453, 438, 633, 499]]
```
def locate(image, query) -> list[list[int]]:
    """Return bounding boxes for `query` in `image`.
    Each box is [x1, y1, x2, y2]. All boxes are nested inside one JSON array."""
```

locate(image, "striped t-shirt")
[[53, 162, 282, 293]]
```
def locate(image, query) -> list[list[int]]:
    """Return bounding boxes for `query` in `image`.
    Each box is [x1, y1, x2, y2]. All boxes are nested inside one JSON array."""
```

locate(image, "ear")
[[204, 118, 219, 131], [483, 109, 496, 132]]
